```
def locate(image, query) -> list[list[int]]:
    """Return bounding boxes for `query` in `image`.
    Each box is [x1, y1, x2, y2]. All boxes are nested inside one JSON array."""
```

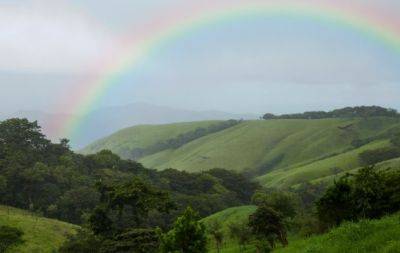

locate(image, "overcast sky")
[[1, 0, 400, 115]]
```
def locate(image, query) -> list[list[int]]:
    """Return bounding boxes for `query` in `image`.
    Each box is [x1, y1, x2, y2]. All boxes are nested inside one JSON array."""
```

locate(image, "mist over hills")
[[8, 103, 257, 148]]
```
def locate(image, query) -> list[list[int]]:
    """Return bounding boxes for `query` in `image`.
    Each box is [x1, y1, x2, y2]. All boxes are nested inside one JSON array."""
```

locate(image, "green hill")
[[0, 205, 78, 253], [82, 117, 400, 188], [201, 205, 257, 233], [81, 121, 222, 159], [202, 206, 400, 253], [275, 213, 400, 253]]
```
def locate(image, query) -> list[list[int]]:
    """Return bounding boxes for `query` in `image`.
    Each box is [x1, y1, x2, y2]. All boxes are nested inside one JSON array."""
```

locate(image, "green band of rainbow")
[[56, 1, 400, 141]]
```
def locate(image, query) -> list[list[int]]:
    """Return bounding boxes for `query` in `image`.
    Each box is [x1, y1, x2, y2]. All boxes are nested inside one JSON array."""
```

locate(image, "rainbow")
[[55, 0, 400, 142]]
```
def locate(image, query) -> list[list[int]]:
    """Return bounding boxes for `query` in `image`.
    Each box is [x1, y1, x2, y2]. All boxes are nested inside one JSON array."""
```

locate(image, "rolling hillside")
[[0, 205, 78, 253], [201, 206, 400, 253], [82, 117, 400, 188], [274, 213, 400, 253]]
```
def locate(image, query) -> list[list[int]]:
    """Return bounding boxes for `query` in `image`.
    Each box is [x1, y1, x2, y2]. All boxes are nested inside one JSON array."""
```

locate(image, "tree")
[[262, 113, 276, 120], [251, 190, 298, 219], [0, 225, 24, 252], [0, 118, 49, 167], [227, 221, 252, 253], [249, 205, 288, 248], [352, 166, 387, 218], [101, 228, 160, 253], [208, 221, 224, 253], [316, 166, 400, 227], [316, 177, 354, 227], [59, 229, 101, 253], [160, 207, 208, 253], [88, 207, 113, 236], [95, 178, 174, 229]]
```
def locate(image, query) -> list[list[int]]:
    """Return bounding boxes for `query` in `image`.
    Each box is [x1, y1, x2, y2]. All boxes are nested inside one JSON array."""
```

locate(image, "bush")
[[316, 166, 400, 227], [0, 225, 24, 252], [160, 207, 208, 253]]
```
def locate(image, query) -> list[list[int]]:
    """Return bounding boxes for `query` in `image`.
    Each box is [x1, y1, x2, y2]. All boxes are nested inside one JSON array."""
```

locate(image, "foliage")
[[251, 190, 298, 219], [160, 207, 208, 253], [100, 228, 160, 253], [274, 213, 400, 253], [316, 166, 400, 227], [0, 225, 24, 252], [63, 178, 173, 253], [0, 118, 256, 228], [59, 229, 101, 253], [263, 106, 399, 120], [316, 177, 355, 227], [293, 182, 327, 210], [94, 178, 174, 232], [249, 205, 288, 248], [206, 168, 260, 203]]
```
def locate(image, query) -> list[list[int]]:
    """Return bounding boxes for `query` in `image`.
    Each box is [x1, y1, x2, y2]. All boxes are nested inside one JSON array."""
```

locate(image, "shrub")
[[0, 225, 24, 252]]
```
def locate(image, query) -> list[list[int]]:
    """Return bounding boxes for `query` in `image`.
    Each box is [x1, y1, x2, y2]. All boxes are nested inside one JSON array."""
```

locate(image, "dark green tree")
[[249, 205, 288, 248], [160, 207, 208, 253], [252, 190, 298, 219], [316, 177, 354, 227], [100, 228, 160, 253]]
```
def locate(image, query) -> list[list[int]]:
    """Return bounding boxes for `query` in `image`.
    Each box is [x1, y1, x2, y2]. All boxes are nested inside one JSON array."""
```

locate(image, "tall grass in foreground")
[[275, 213, 400, 253]]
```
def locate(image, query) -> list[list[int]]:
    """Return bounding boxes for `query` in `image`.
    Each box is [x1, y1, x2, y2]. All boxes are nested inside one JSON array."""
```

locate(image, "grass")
[[82, 117, 400, 188], [202, 206, 400, 253], [258, 140, 390, 188], [308, 156, 400, 186], [0, 205, 78, 253], [275, 213, 400, 253], [81, 121, 221, 159]]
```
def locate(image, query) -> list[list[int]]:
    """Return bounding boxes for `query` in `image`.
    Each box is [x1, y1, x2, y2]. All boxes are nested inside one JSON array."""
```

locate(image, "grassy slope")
[[309, 156, 400, 186], [140, 118, 355, 172], [82, 117, 400, 187], [203, 206, 400, 253], [0, 205, 78, 253], [258, 140, 390, 188], [275, 213, 400, 253], [201, 206, 257, 253], [81, 121, 221, 159]]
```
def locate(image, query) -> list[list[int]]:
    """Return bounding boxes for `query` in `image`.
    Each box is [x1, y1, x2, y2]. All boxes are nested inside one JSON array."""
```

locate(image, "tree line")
[[0, 118, 258, 227], [263, 106, 399, 120]]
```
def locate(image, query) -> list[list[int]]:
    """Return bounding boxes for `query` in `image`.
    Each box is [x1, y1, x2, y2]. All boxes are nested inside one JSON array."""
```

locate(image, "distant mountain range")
[[7, 103, 257, 148]]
